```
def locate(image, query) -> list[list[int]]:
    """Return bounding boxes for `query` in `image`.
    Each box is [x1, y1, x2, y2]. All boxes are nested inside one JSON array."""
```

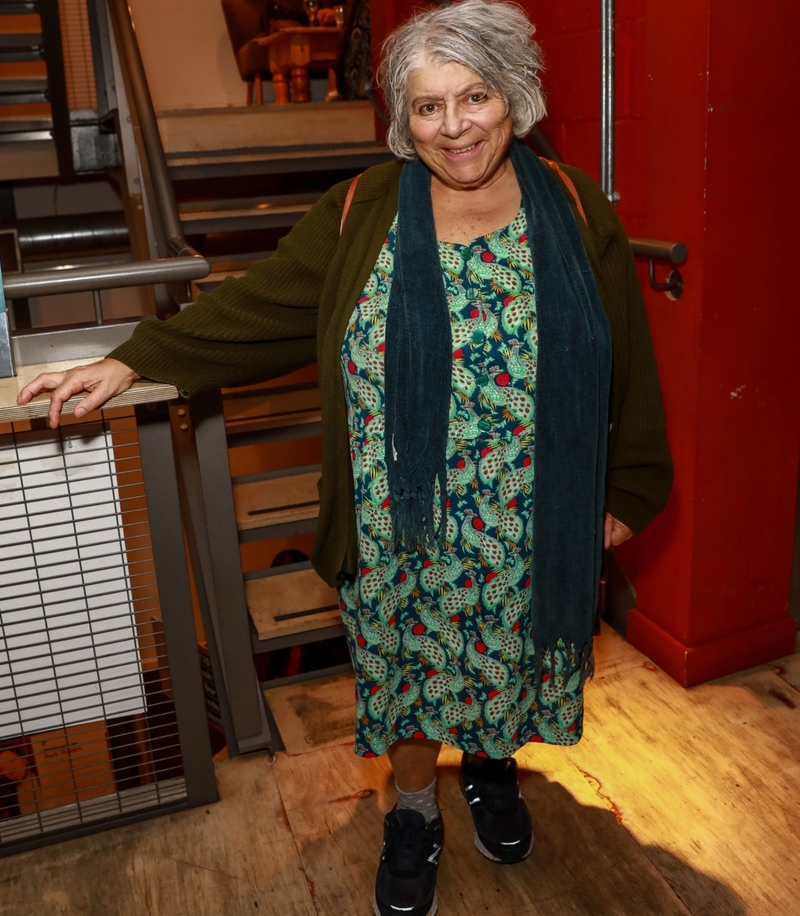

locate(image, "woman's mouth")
[[442, 142, 481, 157]]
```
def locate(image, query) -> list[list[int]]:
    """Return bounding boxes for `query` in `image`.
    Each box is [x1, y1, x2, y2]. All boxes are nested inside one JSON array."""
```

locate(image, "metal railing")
[[628, 238, 688, 299], [0, 0, 210, 375]]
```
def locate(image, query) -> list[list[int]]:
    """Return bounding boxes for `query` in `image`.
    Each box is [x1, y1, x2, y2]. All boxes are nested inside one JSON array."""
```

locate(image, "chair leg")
[[291, 65, 310, 103], [246, 80, 254, 106], [273, 71, 290, 104], [255, 73, 263, 105]]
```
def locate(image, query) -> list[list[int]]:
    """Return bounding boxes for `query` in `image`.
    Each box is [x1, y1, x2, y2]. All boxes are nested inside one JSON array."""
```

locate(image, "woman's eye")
[[469, 93, 486, 103], [419, 103, 437, 115]]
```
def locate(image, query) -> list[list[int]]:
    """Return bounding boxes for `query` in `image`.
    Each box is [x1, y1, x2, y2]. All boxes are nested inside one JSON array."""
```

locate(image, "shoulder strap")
[[340, 162, 585, 234], [340, 173, 363, 235], [539, 158, 588, 226]]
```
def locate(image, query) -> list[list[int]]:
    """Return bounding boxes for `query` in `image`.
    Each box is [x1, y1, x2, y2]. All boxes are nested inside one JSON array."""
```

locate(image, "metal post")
[[600, 0, 619, 202], [92, 289, 104, 325], [135, 401, 218, 807], [190, 390, 274, 754], [0, 263, 15, 378]]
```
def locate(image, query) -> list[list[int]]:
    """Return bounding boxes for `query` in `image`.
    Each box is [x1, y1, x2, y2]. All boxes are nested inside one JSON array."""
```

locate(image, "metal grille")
[[57, 0, 98, 112], [0, 408, 187, 847]]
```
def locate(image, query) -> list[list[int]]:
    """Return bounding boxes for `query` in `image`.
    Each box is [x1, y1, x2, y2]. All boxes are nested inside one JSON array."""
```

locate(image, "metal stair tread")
[[0, 77, 47, 91], [0, 32, 41, 47], [166, 142, 393, 179], [233, 470, 320, 532], [246, 567, 339, 642], [180, 200, 314, 233]]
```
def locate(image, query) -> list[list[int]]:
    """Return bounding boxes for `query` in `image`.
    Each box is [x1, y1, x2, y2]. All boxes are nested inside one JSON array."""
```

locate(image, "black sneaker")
[[374, 808, 443, 916], [459, 754, 533, 864]]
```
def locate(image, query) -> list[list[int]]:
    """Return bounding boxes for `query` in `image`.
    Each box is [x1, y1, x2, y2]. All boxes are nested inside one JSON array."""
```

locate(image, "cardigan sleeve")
[[563, 166, 674, 534], [108, 179, 351, 397]]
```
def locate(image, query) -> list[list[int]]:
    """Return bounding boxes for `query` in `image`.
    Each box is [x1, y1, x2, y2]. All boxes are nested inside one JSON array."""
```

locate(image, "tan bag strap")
[[540, 158, 588, 226], [339, 161, 585, 236], [340, 172, 363, 235]]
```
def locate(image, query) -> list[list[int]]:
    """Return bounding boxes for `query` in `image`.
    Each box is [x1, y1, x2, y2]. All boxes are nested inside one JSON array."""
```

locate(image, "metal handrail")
[[628, 239, 687, 264], [105, 0, 185, 250], [2, 256, 210, 299], [0, 0, 212, 374], [0, 0, 210, 368]]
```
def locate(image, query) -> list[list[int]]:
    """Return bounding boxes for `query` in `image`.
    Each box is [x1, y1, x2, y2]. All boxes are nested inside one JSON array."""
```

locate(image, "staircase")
[[157, 101, 393, 752], [0, 1, 51, 145]]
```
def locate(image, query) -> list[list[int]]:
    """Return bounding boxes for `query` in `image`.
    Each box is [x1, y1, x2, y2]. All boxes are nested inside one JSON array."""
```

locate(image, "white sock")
[[395, 776, 440, 823]]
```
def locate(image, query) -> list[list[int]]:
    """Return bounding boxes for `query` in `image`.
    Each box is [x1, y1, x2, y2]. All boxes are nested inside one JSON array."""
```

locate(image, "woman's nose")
[[441, 102, 468, 137]]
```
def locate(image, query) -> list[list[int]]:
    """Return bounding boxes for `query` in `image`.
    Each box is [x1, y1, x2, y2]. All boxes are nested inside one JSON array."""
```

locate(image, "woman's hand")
[[16, 358, 141, 429], [604, 513, 633, 550]]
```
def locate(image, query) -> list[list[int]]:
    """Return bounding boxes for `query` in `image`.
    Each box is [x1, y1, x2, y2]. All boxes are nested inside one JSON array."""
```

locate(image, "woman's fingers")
[[604, 513, 633, 548], [16, 371, 67, 404], [603, 512, 613, 550], [16, 359, 140, 428]]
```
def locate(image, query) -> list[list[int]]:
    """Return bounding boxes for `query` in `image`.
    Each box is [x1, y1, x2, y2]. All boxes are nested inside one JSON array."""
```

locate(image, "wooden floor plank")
[[0, 757, 316, 916], [591, 622, 650, 680], [771, 641, 800, 695], [3, 622, 797, 915], [563, 661, 796, 914], [273, 740, 695, 916]]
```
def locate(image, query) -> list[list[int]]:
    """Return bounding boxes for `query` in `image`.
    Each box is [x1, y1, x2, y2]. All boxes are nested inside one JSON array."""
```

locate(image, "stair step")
[[167, 141, 392, 180], [246, 567, 340, 643], [233, 469, 320, 534], [224, 385, 321, 437], [0, 3, 38, 14], [0, 31, 41, 47], [158, 103, 375, 160], [179, 194, 318, 234], [0, 76, 46, 104], [0, 115, 50, 142]]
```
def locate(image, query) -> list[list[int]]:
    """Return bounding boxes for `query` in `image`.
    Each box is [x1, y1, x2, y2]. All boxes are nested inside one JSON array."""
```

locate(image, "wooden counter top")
[[0, 360, 179, 424]]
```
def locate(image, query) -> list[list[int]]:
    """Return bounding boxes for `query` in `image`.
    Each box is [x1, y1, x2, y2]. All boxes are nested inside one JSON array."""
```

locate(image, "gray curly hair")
[[378, 0, 547, 161]]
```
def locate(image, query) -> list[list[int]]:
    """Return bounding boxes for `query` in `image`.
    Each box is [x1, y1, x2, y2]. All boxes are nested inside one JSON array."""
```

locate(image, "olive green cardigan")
[[111, 159, 672, 587]]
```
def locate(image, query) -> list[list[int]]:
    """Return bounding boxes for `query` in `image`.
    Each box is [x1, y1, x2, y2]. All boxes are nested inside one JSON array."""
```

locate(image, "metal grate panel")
[[0, 409, 191, 847]]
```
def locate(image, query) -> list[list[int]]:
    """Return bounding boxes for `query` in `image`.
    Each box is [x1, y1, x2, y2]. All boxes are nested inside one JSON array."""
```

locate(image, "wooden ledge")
[[0, 359, 178, 423]]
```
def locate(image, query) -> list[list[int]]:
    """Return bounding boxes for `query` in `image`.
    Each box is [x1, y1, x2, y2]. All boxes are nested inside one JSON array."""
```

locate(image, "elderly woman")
[[20, 1, 671, 913]]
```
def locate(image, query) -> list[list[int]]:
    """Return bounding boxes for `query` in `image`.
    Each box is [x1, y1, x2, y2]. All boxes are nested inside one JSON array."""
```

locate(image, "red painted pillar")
[[626, 0, 800, 684]]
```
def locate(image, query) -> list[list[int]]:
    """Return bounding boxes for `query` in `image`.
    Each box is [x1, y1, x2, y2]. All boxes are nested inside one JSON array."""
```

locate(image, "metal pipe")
[[92, 289, 104, 325], [2, 254, 210, 299], [105, 0, 183, 247], [629, 239, 688, 264], [600, 0, 617, 201], [15, 211, 130, 259]]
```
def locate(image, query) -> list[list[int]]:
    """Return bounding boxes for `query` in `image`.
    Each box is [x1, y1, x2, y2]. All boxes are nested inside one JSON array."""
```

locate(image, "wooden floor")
[[2, 624, 799, 916]]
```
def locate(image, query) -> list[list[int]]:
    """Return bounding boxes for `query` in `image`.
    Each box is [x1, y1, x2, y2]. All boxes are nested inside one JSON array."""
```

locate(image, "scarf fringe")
[[532, 639, 595, 693], [390, 465, 448, 553]]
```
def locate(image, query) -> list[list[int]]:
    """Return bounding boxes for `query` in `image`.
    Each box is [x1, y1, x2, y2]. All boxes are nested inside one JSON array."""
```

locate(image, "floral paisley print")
[[339, 209, 584, 759]]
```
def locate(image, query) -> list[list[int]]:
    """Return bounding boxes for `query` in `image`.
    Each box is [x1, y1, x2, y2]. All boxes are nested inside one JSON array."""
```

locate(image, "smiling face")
[[406, 59, 514, 193]]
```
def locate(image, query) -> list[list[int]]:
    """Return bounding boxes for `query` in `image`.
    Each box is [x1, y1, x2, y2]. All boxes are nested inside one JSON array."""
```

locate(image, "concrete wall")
[[127, 0, 245, 110]]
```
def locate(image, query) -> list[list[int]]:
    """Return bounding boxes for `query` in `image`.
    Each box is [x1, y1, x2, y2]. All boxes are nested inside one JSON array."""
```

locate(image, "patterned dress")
[[339, 209, 585, 759]]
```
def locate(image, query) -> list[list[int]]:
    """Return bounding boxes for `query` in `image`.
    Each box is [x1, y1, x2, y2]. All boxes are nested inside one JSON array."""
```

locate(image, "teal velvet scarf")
[[385, 140, 612, 683]]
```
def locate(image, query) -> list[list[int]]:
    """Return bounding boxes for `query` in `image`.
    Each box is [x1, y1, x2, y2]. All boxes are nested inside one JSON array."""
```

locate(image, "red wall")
[[370, 0, 800, 685]]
